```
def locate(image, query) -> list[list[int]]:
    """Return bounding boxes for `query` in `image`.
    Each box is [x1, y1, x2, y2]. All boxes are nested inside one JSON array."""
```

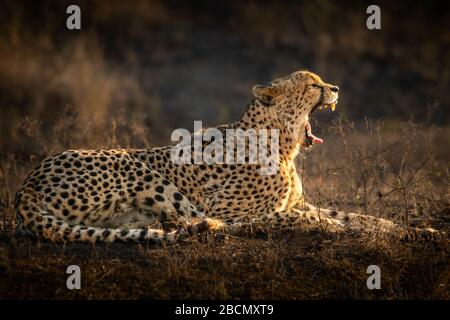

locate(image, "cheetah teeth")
[[320, 103, 336, 111]]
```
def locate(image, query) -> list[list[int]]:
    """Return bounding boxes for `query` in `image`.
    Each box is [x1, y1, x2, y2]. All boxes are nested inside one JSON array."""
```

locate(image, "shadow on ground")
[[0, 229, 448, 299]]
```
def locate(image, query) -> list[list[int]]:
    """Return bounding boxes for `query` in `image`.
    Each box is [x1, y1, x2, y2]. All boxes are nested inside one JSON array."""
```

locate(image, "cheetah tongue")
[[305, 121, 323, 145], [310, 133, 323, 144]]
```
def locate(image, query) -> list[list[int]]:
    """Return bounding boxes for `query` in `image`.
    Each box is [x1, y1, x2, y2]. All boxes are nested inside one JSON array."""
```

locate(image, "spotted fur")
[[15, 71, 444, 243]]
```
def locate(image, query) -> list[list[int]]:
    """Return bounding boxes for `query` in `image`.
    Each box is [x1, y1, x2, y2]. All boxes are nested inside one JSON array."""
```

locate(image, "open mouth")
[[303, 102, 337, 147]]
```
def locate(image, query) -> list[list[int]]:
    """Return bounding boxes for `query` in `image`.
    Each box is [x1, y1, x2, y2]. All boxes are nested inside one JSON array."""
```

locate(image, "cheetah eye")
[[311, 84, 322, 89]]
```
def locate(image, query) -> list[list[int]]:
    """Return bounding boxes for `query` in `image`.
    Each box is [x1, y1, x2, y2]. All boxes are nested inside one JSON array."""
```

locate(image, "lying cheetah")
[[15, 70, 442, 243]]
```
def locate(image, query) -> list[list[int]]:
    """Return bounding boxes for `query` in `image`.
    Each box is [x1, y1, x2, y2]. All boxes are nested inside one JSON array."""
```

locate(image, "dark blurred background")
[[0, 0, 449, 156]]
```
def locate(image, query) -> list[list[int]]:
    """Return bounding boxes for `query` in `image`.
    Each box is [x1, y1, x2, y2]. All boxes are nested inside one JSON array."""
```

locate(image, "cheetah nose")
[[330, 86, 339, 93]]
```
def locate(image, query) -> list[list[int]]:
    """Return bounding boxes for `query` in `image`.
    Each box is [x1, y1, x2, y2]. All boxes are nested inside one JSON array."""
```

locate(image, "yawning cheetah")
[[15, 70, 442, 243]]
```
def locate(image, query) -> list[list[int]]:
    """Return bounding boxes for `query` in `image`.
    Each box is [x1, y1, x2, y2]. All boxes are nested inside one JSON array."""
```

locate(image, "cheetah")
[[15, 70, 443, 244]]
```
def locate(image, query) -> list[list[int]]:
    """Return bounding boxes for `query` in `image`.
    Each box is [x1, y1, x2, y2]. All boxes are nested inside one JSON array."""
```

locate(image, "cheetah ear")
[[252, 84, 280, 105]]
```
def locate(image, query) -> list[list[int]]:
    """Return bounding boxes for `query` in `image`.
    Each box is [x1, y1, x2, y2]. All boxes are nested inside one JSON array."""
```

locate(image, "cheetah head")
[[252, 70, 339, 148]]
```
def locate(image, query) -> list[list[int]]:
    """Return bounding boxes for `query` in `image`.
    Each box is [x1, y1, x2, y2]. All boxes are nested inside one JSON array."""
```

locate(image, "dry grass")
[[0, 115, 449, 300]]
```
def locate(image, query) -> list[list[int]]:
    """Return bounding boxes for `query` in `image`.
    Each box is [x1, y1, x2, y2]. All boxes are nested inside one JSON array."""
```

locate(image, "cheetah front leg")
[[208, 206, 427, 240], [303, 203, 444, 241], [200, 207, 345, 237], [243, 208, 344, 233]]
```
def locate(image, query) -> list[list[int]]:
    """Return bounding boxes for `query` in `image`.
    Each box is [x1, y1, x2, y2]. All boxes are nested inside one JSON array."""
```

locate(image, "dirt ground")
[[0, 225, 448, 300]]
